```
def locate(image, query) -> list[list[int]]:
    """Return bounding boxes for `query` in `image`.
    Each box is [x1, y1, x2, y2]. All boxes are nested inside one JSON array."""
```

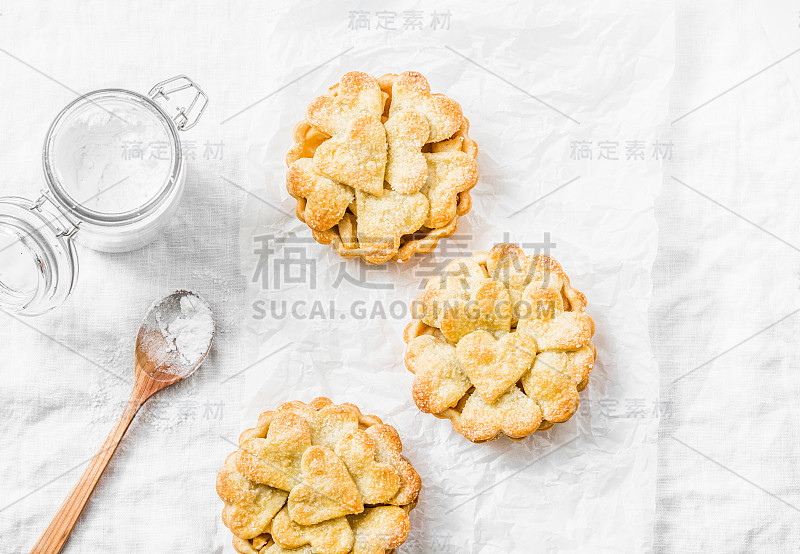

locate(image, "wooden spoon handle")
[[30, 373, 161, 554]]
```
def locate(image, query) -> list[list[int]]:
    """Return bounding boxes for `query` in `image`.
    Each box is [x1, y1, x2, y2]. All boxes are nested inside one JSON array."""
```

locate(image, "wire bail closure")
[[148, 75, 209, 131], [30, 191, 81, 239]]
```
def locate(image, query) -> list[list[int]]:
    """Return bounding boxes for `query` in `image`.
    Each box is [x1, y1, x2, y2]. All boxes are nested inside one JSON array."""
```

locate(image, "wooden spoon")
[[30, 290, 215, 554]]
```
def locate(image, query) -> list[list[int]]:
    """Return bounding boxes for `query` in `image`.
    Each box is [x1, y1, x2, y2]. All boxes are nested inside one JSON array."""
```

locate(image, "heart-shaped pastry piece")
[[405, 334, 472, 414], [457, 386, 543, 442], [487, 245, 572, 318], [521, 356, 580, 422], [306, 71, 384, 137], [288, 446, 363, 525], [313, 114, 387, 196], [280, 400, 359, 450], [535, 346, 595, 387], [334, 429, 401, 505], [364, 425, 422, 506], [217, 452, 289, 540], [417, 257, 490, 329], [456, 330, 538, 404], [439, 280, 512, 343], [235, 412, 311, 492], [421, 151, 479, 228], [271, 507, 354, 554], [389, 71, 463, 143], [516, 286, 594, 351], [350, 506, 411, 554], [355, 189, 429, 263], [385, 109, 429, 193], [287, 158, 354, 231], [415, 258, 513, 343]]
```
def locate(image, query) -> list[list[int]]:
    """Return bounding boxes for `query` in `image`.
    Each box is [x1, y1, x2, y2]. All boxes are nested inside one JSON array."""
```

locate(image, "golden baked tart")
[[404, 244, 597, 442], [286, 71, 478, 264], [216, 397, 421, 554]]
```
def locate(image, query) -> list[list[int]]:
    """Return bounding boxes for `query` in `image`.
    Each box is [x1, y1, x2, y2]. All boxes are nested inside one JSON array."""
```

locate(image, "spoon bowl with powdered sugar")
[[136, 290, 215, 382], [31, 290, 215, 554]]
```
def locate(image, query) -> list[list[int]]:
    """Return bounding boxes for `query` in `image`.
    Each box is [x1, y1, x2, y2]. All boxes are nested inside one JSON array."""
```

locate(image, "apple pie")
[[404, 244, 597, 442], [286, 71, 478, 264], [216, 397, 421, 554]]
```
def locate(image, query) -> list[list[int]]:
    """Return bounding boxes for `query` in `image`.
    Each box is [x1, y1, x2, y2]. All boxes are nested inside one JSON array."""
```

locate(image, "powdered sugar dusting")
[[138, 291, 215, 378], [157, 295, 214, 366]]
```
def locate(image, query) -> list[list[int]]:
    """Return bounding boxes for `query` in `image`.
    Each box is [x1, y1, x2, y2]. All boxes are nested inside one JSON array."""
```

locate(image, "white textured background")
[[654, 0, 800, 551], [0, 1, 796, 553]]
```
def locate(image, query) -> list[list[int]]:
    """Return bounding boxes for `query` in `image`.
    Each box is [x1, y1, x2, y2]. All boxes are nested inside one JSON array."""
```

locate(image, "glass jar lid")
[[43, 89, 182, 224]]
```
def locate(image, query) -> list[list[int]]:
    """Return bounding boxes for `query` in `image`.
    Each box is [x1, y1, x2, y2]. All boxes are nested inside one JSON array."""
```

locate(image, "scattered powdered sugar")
[[156, 295, 214, 366]]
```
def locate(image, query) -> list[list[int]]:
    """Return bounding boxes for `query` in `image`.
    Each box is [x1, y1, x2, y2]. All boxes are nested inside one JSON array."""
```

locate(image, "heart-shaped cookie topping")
[[456, 386, 543, 442], [456, 330, 537, 403], [235, 412, 311, 492], [487, 245, 570, 318], [350, 506, 411, 554], [271, 506, 354, 554], [287, 158, 354, 231], [439, 280, 512, 343], [417, 257, 490, 327], [421, 151, 479, 229], [306, 71, 384, 137], [389, 71, 463, 143], [355, 189, 429, 263], [280, 401, 360, 450], [405, 334, 472, 414], [364, 425, 422, 506], [521, 356, 580, 422], [288, 446, 363, 525], [313, 114, 387, 196], [217, 452, 289, 540], [385, 109, 429, 194], [535, 347, 595, 387], [334, 429, 401, 505], [516, 286, 594, 351]]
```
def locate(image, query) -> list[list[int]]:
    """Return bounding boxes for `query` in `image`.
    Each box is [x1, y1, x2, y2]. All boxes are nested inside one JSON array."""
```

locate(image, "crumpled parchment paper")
[[237, 1, 673, 551]]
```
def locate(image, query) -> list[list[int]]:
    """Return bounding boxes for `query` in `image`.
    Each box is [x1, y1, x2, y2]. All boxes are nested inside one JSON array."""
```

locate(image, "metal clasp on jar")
[[31, 191, 81, 239], [148, 76, 209, 131]]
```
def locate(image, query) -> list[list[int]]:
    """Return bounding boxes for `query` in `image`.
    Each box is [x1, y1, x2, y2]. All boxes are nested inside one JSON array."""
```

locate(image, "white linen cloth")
[[11, 1, 779, 553], [654, 0, 800, 551]]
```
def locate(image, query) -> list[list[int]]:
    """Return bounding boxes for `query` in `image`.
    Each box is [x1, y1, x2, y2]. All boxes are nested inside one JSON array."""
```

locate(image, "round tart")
[[286, 71, 478, 264], [403, 244, 597, 442], [216, 397, 421, 554]]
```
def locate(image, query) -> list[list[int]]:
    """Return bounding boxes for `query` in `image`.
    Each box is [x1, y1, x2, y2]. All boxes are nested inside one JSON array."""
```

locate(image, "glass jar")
[[0, 76, 208, 315]]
